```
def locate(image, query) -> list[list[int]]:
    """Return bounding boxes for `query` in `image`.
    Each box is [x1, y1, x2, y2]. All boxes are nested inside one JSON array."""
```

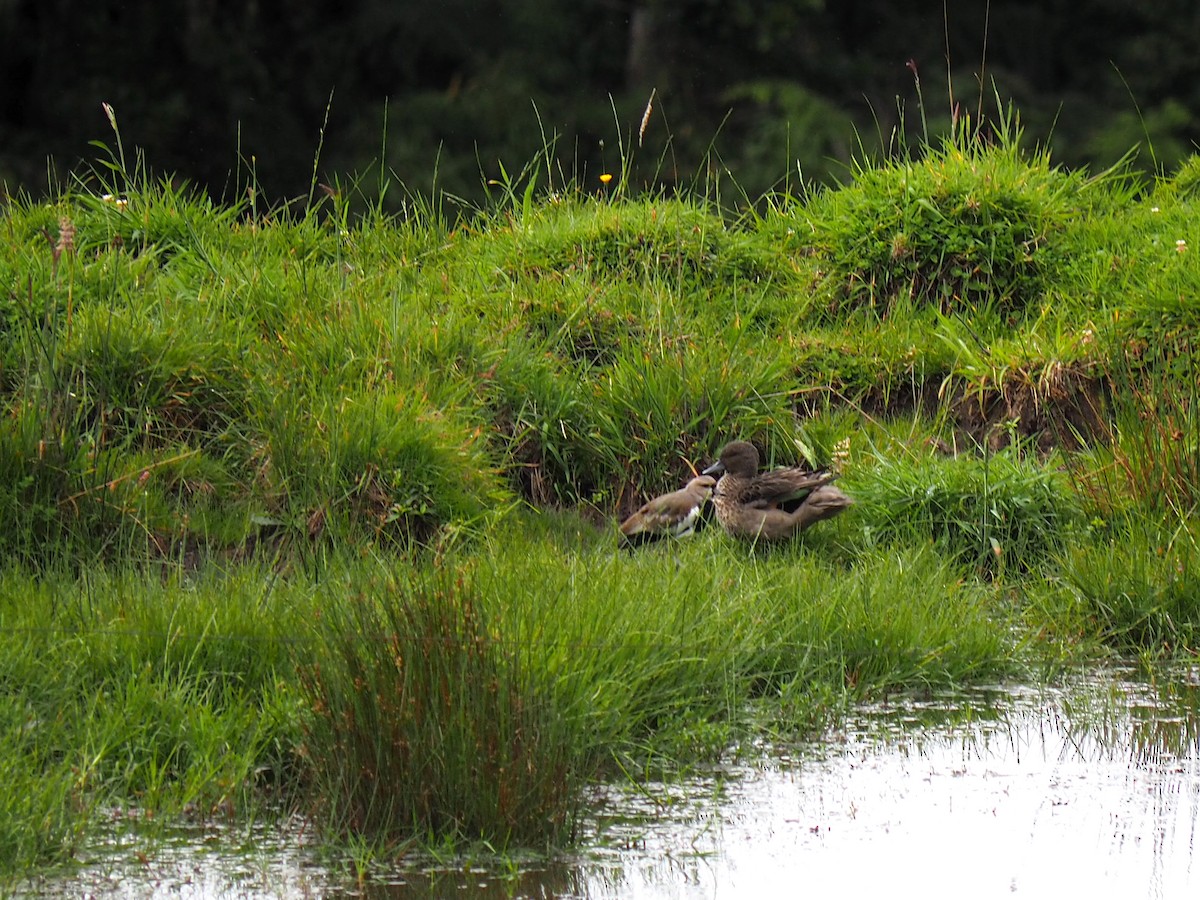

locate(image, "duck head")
[[702, 441, 760, 478]]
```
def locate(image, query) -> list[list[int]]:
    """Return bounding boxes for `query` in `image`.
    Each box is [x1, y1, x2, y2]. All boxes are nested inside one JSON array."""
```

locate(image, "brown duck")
[[619, 475, 716, 549], [702, 441, 852, 541]]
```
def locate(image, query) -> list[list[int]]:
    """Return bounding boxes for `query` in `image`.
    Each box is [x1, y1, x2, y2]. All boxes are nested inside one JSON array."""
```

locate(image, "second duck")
[[702, 440, 852, 541]]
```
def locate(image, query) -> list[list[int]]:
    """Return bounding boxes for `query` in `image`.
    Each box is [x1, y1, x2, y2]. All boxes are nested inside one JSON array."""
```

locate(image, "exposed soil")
[[853, 364, 1110, 457]]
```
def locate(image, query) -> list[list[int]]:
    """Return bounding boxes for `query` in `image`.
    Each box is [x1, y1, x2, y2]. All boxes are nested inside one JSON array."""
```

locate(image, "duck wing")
[[743, 469, 837, 508]]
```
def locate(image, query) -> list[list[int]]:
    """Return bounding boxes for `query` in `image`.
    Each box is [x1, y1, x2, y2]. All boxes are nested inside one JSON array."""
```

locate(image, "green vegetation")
[[4, 116, 1200, 882]]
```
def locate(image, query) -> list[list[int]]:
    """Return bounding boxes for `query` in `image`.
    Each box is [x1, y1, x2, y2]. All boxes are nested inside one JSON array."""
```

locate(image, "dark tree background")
[[3, 0, 1199, 205]]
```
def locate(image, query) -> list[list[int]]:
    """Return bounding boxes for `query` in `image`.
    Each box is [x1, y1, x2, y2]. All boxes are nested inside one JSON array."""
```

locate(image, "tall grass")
[[1046, 520, 1200, 654], [1090, 346, 1200, 519], [0, 529, 1024, 875], [1058, 168, 1200, 519], [0, 118, 1166, 559], [298, 563, 580, 848], [468, 518, 1015, 765], [0, 563, 308, 874], [1084, 269, 1200, 517], [845, 443, 1082, 578], [792, 110, 1096, 325]]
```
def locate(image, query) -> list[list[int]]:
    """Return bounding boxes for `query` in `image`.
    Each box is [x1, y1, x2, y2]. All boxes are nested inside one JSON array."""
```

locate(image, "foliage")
[[5, 120, 1200, 881], [795, 119, 1095, 322], [845, 445, 1083, 578], [7, 1, 1200, 204], [299, 564, 578, 847]]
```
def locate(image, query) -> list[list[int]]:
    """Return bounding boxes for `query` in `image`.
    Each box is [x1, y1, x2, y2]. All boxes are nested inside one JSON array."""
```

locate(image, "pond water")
[[24, 666, 1200, 899]]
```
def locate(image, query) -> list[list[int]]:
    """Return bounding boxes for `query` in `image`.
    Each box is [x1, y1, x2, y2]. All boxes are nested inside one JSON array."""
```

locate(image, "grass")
[[299, 561, 581, 848], [3, 109, 1200, 880], [845, 440, 1083, 578], [0, 564, 306, 872], [1043, 519, 1200, 654], [0, 529, 1017, 875]]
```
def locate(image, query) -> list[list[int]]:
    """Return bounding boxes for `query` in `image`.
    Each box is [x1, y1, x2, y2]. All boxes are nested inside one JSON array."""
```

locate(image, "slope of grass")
[[3, 120, 1200, 877]]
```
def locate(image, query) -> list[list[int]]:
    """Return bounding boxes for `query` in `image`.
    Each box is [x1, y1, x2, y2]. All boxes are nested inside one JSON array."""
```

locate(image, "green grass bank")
[[4, 120, 1200, 876]]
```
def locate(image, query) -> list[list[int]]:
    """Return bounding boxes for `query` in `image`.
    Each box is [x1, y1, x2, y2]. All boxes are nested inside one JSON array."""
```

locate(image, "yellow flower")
[[599, 173, 613, 184]]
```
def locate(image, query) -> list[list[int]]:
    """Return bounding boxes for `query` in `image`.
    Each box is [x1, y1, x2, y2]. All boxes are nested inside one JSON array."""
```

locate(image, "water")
[[25, 667, 1200, 899]]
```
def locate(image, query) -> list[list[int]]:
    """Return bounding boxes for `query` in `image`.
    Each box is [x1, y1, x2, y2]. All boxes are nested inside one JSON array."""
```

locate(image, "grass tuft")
[[298, 563, 580, 848], [794, 114, 1109, 326], [846, 445, 1082, 578]]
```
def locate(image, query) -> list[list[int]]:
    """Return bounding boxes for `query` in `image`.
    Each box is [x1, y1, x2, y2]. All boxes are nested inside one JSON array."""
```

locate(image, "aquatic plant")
[[298, 563, 581, 847]]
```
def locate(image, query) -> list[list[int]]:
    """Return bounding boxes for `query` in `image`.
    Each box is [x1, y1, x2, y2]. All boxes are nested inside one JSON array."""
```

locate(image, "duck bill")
[[701, 460, 725, 476]]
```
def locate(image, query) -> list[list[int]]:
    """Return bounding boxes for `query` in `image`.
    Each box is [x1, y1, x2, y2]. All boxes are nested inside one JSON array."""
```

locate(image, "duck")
[[702, 440, 852, 541], [618, 475, 717, 549]]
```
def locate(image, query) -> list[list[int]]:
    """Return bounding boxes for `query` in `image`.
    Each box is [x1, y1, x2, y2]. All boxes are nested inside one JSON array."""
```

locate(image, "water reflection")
[[26, 667, 1200, 899]]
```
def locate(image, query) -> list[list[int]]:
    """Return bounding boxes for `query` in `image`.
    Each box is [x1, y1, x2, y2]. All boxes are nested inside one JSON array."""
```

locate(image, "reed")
[[297, 561, 583, 848]]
